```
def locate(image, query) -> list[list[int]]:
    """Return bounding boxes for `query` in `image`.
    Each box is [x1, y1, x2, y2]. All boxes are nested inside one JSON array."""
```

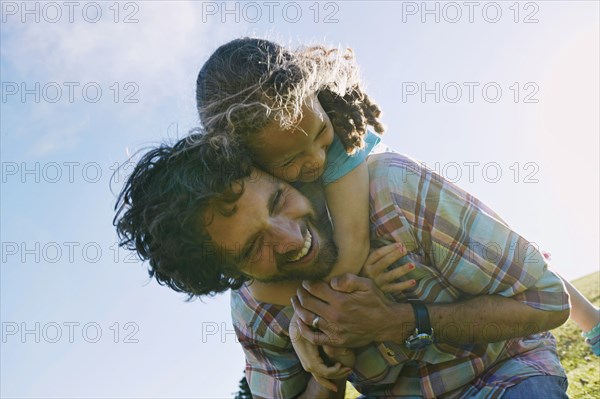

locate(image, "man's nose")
[[266, 217, 305, 255]]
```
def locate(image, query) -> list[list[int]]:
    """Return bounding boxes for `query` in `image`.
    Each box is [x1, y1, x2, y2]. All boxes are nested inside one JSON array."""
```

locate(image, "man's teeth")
[[290, 230, 312, 262]]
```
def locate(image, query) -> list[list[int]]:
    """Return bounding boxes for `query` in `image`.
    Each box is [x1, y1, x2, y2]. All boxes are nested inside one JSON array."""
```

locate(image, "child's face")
[[250, 95, 335, 183]]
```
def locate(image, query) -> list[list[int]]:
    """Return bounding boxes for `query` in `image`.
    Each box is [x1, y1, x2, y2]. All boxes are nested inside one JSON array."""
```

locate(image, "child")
[[195, 37, 599, 390], [196, 37, 413, 390], [196, 37, 406, 298]]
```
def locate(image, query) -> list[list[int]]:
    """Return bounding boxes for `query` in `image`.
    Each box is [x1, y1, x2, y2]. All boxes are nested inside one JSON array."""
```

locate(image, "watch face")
[[405, 333, 433, 350]]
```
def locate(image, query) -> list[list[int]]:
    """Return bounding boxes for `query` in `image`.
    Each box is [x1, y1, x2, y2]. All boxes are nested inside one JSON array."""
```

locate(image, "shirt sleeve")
[[383, 154, 570, 312], [320, 130, 381, 185], [230, 290, 310, 399]]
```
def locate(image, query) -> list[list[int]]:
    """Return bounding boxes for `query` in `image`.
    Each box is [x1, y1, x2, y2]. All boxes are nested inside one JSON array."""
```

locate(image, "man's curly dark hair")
[[113, 131, 253, 299]]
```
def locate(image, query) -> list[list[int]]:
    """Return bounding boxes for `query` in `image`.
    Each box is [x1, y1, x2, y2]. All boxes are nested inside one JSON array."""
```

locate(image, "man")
[[114, 132, 570, 398]]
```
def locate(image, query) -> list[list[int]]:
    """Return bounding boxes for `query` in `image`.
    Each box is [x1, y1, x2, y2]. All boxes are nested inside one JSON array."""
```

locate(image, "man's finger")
[[296, 287, 330, 318], [311, 362, 351, 380], [291, 296, 335, 336], [291, 296, 317, 327], [297, 317, 337, 346], [312, 362, 352, 388], [302, 280, 337, 303], [314, 375, 338, 392], [330, 273, 372, 293], [296, 348, 346, 377]]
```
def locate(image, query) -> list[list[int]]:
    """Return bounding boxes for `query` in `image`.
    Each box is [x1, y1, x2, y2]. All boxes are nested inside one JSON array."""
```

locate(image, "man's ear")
[[222, 263, 247, 280]]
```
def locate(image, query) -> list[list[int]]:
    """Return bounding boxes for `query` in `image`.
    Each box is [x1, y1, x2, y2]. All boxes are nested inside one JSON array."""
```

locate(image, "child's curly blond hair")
[[196, 37, 385, 154]]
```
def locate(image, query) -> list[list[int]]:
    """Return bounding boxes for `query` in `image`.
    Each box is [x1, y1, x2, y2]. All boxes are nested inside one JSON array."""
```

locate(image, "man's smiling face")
[[202, 168, 337, 283]]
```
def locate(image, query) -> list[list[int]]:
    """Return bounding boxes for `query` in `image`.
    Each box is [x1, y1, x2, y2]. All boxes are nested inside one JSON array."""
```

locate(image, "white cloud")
[[3, 2, 204, 87], [1, 1, 243, 157]]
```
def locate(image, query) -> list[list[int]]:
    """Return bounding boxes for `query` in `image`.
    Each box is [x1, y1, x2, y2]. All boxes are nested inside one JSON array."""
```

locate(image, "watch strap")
[[409, 300, 432, 334]]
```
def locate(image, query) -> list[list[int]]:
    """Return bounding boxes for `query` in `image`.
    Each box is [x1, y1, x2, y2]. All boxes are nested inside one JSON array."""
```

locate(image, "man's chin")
[[258, 265, 330, 284]]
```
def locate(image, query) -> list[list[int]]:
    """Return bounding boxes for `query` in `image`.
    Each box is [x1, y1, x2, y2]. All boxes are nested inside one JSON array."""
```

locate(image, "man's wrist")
[[379, 302, 415, 344]]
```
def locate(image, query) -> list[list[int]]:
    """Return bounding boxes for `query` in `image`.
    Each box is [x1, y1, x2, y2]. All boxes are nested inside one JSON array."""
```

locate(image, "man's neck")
[[246, 280, 302, 306]]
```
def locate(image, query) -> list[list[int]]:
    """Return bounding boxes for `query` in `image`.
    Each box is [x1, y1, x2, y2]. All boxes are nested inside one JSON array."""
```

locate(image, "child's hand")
[[290, 312, 352, 391], [582, 323, 600, 356], [361, 243, 416, 293]]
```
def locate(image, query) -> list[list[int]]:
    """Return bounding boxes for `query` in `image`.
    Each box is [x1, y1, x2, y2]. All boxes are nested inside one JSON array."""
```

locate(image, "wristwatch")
[[405, 300, 434, 350]]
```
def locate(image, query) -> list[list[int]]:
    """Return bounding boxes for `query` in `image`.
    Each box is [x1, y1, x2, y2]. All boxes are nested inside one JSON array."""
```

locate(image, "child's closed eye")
[[316, 124, 326, 138], [281, 157, 297, 167]]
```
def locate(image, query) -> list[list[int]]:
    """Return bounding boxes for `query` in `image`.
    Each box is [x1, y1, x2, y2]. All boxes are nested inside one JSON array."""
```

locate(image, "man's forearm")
[[381, 295, 570, 345], [295, 276, 569, 349]]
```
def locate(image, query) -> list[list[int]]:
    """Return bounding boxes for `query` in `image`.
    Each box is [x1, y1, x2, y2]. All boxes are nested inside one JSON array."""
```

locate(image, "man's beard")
[[253, 184, 338, 283]]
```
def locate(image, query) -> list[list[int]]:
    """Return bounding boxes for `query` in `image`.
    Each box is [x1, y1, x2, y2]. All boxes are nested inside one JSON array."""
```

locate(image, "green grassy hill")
[[345, 272, 600, 398], [553, 272, 599, 398]]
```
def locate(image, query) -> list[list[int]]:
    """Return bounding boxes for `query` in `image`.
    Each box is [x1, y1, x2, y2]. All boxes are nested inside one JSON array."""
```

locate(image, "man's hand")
[[289, 312, 352, 392], [291, 273, 402, 347], [321, 345, 356, 369]]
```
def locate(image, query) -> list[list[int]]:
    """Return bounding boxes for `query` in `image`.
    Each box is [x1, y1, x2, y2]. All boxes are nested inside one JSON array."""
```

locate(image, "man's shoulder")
[[365, 151, 430, 197], [363, 152, 427, 246], [365, 151, 509, 228], [366, 151, 422, 171]]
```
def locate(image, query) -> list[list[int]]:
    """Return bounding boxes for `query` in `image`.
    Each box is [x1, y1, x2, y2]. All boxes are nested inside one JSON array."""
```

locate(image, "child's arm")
[[562, 278, 600, 332], [323, 162, 371, 279], [324, 162, 418, 293]]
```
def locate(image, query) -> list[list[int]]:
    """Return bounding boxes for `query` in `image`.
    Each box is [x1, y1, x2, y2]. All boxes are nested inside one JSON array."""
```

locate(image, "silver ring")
[[311, 316, 321, 330]]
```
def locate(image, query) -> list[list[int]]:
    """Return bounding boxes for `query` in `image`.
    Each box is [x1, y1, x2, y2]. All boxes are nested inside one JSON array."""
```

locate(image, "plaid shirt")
[[230, 152, 569, 399]]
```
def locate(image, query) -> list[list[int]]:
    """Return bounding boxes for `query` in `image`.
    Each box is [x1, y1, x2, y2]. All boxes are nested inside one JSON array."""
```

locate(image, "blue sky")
[[1, 1, 598, 398]]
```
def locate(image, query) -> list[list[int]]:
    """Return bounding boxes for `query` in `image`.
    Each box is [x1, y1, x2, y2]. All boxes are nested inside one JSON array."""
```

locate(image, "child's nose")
[[303, 148, 326, 171]]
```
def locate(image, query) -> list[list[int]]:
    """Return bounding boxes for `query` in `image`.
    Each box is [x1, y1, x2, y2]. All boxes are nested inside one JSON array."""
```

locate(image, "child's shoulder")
[[321, 130, 382, 185]]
